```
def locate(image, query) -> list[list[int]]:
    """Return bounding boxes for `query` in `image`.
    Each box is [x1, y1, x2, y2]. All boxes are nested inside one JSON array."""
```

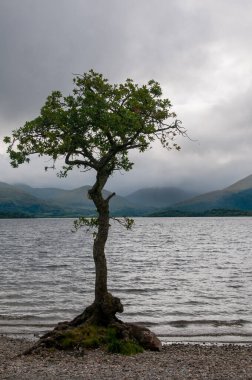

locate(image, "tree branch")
[[106, 192, 116, 202], [65, 152, 95, 168]]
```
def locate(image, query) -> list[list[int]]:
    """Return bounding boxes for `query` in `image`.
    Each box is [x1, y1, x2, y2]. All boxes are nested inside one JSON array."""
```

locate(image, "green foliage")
[[55, 324, 144, 355], [73, 215, 134, 229], [4, 70, 184, 177], [73, 217, 99, 231], [107, 339, 144, 355], [58, 325, 107, 350], [106, 328, 144, 355], [112, 217, 134, 230], [73, 216, 135, 236]]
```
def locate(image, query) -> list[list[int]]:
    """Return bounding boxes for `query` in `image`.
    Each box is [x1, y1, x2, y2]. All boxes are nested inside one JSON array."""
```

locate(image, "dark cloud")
[[0, 0, 251, 193], [0, 0, 131, 119]]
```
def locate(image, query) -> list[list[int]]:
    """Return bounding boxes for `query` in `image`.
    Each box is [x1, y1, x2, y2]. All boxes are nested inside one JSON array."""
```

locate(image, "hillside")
[[0, 182, 68, 217], [162, 174, 252, 213], [2, 182, 148, 217], [15, 184, 68, 201], [126, 187, 197, 208], [3, 174, 252, 218], [224, 174, 252, 192], [15, 184, 141, 215]]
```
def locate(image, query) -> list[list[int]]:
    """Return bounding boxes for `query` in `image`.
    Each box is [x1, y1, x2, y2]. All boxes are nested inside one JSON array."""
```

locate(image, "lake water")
[[0, 217, 252, 344]]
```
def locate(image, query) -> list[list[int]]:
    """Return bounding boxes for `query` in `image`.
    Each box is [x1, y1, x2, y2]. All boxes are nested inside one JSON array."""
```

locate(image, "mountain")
[[224, 174, 252, 192], [125, 187, 197, 208], [0, 182, 68, 217], [15, 184, 140, 215], [3, 174, 252, 218], [2, 182, 147, 217], [166, 174, 252, 213], [15, 184, 68, 201]]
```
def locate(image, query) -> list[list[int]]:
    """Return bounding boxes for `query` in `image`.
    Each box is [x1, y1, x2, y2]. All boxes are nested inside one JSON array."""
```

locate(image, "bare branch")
[[45, 165, 55, 171], [65, 152, 95, 168], [111, 217, 135, 230], [80, 167, 93, 173], [106, 192, 116, 202]]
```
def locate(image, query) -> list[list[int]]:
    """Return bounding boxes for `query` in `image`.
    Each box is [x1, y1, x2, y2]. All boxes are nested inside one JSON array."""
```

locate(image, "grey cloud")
[[0, 0, 252, 192], [0, 0, 134, 119]]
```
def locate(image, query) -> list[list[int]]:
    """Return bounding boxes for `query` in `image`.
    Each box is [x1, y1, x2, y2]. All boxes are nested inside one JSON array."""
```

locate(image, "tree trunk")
[[85, 170, 123, 325], [92, 196, 109, 302], [88, 171, 110, 303]]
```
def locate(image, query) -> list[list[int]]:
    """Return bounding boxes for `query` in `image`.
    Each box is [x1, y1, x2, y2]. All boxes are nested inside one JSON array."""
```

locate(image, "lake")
[[0, 217, 251, 343]]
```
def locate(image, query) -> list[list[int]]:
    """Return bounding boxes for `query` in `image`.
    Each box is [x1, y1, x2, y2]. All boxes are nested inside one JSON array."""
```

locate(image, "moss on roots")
[[46, 324, 144, 355]]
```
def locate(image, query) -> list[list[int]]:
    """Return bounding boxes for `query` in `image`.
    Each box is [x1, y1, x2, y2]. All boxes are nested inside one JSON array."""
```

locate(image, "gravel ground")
[[0, 336, 252, 379]]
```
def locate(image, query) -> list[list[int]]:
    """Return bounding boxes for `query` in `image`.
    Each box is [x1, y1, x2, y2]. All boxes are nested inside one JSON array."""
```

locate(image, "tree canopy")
[[4, 70, 184, 180]]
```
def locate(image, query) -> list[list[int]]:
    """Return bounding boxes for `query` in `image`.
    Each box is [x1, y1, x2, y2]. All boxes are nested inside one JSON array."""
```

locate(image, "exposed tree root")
[[24, 295, 162, 355]]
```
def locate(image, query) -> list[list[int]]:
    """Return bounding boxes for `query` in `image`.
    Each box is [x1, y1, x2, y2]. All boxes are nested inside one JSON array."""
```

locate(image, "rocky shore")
[[0, 336, 251, 379]]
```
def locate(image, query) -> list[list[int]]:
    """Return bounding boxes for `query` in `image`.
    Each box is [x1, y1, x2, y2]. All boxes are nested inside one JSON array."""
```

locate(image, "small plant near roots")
[[48, 324, 144, 355], [58, 325, 106, 350], [106, 328, 144, 355]]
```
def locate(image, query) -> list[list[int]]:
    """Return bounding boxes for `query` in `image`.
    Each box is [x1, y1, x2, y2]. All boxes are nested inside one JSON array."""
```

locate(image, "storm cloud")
[[0, 0, 251, 194]]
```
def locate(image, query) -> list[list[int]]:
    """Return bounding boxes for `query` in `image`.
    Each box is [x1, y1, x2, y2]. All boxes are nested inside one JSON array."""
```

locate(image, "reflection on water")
[[0, 217, 251, 343]]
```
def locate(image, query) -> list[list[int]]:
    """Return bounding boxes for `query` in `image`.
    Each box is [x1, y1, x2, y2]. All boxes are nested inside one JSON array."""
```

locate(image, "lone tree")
[[4, 70, 185, 352]]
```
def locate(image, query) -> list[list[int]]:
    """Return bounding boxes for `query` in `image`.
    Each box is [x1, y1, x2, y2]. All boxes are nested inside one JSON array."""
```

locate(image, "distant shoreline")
[[0, 209, 252, 219], [148, 208, 252, 217]]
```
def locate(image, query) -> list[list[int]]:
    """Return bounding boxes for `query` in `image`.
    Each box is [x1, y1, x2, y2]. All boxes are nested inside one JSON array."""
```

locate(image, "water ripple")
[[0, 217, 252, 342]]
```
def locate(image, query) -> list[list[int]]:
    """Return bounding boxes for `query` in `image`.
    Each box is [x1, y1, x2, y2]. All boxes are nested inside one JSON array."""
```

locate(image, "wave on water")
[[167, 319, 251, 328], [1, 217, 252, 342], [0, 314, 45, 321]]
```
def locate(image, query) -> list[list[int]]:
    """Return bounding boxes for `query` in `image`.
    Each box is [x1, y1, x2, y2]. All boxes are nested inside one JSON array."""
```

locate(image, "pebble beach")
[[0, 336, 252, 379]]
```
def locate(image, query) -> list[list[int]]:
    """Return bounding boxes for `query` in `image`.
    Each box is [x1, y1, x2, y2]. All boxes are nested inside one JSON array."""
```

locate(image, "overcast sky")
[[0, 0, 251, 195]]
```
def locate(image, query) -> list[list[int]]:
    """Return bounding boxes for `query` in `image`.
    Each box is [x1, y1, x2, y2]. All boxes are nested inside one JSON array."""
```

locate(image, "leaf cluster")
[[4, 70, 185, 176], [73, 216, 134, 237]]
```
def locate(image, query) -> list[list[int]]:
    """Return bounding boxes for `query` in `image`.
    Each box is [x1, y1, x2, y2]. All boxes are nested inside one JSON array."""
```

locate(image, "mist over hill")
[[0, 182, 148, 217], [126, 187, 198, 208], [1, 174, 252, 218], [150, 174, 252, 216], [0, 182, 67, 217], [172, 174, 252, 212]]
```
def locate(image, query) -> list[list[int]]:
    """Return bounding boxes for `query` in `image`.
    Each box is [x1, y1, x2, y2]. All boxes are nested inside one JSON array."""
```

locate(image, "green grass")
[[106, 327, 144, 355], [56, 324, 144, 355]]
